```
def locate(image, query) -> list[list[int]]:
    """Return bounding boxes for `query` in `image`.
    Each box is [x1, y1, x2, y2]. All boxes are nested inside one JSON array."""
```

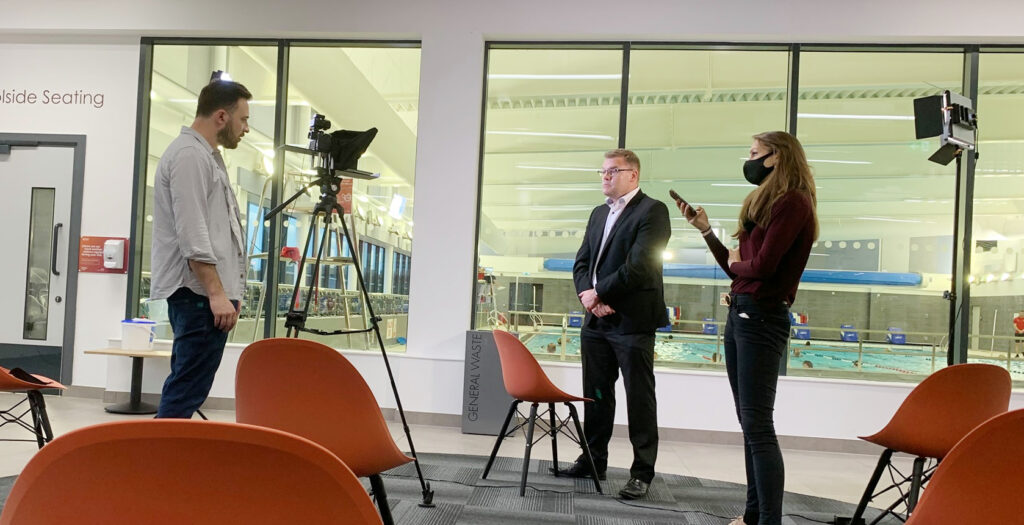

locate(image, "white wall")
[[3, 0, 1024, 441], [0, 38, 141, 388]]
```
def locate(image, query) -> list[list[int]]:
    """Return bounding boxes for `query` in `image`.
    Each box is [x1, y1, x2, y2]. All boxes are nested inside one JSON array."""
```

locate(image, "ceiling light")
[[1001, 273, 1011, 281], [662, 251, 673, 260], [488, 74, 622, 80], [968, 275, 976, 283], [516, 165, 596, 172], [797, 113, 914, 121], [856, 217, 924, 223], [516, 186, 598, 191], [807, 159, 872, 165], [488, 131, 615, 141], [528, 205, 595, 211], [736, 157, 871, 165], [986, 274, 995, 283], [389, 194, 406, 219]]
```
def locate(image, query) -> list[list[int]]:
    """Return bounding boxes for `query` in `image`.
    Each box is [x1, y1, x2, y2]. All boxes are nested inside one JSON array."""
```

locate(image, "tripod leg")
[[334, 199, 433, 507]]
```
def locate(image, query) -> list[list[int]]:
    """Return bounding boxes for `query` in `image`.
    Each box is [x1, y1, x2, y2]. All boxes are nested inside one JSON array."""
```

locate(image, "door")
[[0, 141, 77, 381]]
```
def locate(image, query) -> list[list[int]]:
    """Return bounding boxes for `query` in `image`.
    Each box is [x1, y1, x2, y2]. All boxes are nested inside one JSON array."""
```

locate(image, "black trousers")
[[724, 294, 791, 525], [579, 327, 658, 483]]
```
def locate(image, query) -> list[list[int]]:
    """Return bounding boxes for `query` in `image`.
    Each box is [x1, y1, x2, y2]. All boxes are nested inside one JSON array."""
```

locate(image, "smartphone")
[[669, 189, 697, 219]]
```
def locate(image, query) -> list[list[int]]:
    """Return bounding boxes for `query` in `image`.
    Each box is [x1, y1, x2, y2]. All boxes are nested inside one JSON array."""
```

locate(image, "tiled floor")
[[0, 393, 913, 506]]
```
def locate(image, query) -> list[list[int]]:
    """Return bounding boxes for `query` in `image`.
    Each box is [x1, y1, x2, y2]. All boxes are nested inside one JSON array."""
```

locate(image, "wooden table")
[[85, 348, 171, 415]]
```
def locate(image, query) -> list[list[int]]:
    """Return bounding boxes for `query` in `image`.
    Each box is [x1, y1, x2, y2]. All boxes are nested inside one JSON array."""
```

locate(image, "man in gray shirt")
[[150, 80, 251, 418]]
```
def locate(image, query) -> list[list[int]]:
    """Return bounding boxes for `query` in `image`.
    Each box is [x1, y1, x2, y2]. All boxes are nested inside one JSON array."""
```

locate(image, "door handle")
[[51, 222, 63, 276]]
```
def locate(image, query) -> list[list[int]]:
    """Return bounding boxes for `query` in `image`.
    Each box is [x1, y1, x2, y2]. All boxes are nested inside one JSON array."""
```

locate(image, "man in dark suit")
[[555, 148, 670, 499]]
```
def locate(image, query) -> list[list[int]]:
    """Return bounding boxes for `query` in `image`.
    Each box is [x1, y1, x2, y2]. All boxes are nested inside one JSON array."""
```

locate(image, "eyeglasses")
[[597, 167, 636, 177]]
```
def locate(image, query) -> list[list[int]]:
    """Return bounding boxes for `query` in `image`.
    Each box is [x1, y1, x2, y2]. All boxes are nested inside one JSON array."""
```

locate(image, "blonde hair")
[[605, 149, 641, 176], [734, 131, 819, 239]]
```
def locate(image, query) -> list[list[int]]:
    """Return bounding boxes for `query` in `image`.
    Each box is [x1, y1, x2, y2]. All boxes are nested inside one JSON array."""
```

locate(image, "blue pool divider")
[[541, 259, 921, 287]]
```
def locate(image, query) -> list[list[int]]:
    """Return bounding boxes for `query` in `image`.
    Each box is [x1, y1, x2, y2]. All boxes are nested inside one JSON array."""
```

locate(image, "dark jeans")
[[579, 327, 658, 483], [156, 288, 232, 419], [724, 295, 791, 525]]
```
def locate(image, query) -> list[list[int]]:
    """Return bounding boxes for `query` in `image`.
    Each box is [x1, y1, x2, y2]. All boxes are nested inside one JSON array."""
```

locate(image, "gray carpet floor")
[[0, 453, 901, 524], [376, 453, 900, 524]]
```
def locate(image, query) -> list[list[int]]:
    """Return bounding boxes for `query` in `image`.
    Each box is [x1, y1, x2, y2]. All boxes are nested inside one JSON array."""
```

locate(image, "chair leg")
[[567, 402, 602, 494], [548, 403, 558, 472], [369, 474, 395, 525], [849, 448, 894, 522], [483, 400, 521, 479], [907, 456, 926, 512], [520, 402, 539, 497]]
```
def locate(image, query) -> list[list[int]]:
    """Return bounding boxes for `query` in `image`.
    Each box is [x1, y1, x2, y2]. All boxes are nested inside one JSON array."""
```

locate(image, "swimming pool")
[[522, 331, 1024, 379]]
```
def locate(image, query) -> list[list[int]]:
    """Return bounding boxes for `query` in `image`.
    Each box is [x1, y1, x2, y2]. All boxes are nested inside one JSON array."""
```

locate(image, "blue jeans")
[[156, 288, 232, 419], [724, 294, 791, 525]]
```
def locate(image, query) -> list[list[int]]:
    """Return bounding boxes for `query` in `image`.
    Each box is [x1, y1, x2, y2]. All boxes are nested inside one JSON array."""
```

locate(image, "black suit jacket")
[[572, 190, 671, 334]]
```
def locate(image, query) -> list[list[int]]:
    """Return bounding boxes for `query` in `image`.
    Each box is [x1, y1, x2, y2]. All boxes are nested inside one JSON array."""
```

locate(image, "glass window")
[[273, 45, 418, 351], [968, 51, 1024, 381], [392, 252, 411, 296], [626, 48, 789, 370], [23, 188, 55, 341], [140, 44, 279, 342], [135, 42, 418, 353], [795, 50, 964, 380], [475, 47, 624, 331], [475, 45, 973, 384]]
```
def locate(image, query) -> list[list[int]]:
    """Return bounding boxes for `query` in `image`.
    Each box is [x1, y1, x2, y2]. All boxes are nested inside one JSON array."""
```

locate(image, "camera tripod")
[[267, 169, 434, 509]]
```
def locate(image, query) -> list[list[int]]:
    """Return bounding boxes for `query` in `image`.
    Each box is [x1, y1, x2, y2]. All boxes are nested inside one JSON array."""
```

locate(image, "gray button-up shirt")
[[150, 126, 247, 302]]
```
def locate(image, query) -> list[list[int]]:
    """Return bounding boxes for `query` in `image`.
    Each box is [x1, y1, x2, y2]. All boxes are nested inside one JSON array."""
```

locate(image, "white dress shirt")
[[593, 186, 641, 287]]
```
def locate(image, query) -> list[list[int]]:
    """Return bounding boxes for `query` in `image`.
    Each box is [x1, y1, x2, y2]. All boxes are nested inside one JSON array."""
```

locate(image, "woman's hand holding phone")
[[669, 189, 711, 232]]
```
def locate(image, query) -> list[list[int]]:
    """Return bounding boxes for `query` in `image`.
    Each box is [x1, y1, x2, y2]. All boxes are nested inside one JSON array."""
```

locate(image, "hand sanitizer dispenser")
[[103, 239, 126, 269]]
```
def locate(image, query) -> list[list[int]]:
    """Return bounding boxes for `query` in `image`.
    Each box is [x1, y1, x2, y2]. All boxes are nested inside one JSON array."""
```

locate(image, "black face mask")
[[743, 153, 775, 186]]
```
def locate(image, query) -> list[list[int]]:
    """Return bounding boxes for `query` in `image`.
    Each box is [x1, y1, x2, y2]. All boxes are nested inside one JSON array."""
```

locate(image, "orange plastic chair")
[[904, 409, 1024, 524], [840, 363, 1010, 524], [236, 338, 413, 525], [0, 420, 383, 525], [0, 366, 65, 448], [482, 330, 602, 496]]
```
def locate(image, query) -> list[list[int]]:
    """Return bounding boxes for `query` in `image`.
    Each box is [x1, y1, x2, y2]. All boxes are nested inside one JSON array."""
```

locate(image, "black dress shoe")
[[550, 460, 606, 480], [618, 477, 649, 499]]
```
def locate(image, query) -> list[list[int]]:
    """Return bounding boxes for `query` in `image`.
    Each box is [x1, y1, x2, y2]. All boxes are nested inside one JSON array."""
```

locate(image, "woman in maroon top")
[[679, 131, 818, 525]]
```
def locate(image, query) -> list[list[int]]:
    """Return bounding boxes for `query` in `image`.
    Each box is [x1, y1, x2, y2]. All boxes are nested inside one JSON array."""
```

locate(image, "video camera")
[[285, 113, 379, 180]]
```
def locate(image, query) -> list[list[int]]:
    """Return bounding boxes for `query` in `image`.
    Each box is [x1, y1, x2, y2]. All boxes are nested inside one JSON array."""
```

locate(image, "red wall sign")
[[336, 178, 353, 214], [79, 236, 129, 274]]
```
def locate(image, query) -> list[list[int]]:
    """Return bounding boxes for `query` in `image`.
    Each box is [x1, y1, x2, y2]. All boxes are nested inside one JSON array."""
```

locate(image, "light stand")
[[836, 90, 978, 525], [266, 122, 435, 509], [912, 90, 978, 366]]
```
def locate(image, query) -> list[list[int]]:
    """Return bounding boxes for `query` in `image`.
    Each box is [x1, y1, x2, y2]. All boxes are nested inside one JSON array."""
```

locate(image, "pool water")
[[522, 331, 1024, 379]]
